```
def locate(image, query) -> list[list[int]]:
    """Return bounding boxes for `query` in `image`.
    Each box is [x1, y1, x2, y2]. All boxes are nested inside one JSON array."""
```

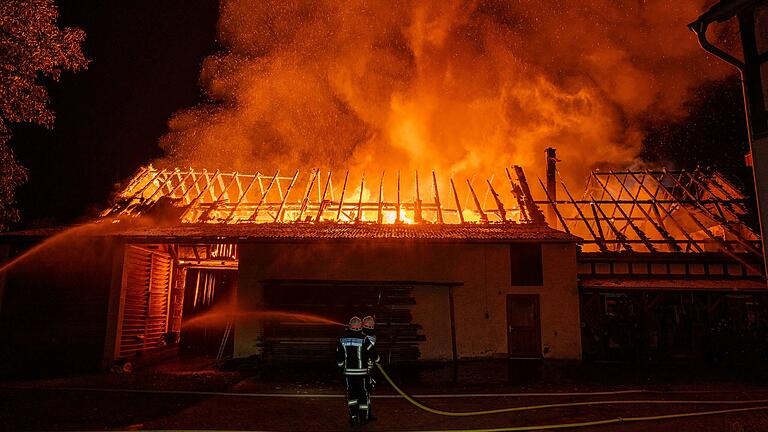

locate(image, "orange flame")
[[157, 1, 733, 188]]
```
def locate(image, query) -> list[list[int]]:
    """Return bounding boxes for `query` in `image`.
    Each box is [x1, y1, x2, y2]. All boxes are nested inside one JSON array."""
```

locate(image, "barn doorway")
[[506, 294, 541, 358], [179, 268, 237, 357], [114, 242, 239, 366]]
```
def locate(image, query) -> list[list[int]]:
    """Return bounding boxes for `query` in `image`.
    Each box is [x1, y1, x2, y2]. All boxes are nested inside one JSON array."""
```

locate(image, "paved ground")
[[4, 358, 768, 431]]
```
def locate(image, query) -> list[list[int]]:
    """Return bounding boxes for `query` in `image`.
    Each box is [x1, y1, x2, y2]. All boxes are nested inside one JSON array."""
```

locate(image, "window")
[[509, 243, 543, 286]]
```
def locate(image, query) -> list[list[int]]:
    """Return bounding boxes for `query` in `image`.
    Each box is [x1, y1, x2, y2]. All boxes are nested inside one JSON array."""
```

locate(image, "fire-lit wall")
[[236, 240, 580, 361]]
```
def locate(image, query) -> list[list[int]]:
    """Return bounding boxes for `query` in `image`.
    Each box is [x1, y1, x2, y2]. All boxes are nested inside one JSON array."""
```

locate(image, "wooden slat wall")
[[119, 246, 173, 357]]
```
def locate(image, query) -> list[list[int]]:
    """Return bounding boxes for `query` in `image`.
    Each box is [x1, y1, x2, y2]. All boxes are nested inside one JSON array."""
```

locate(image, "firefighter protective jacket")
[[364, 329, 376, 345], [337, 330, 379, 375]]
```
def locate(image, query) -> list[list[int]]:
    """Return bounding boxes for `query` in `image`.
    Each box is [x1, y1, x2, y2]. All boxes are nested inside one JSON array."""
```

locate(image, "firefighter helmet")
[[348, 316, 363, 331], [362, 315, 375, 330]]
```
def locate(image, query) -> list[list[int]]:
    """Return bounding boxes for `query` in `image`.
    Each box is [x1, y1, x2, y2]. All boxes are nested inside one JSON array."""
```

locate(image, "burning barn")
[[0, 158, 764, 373], [0, 165, 581, 372]]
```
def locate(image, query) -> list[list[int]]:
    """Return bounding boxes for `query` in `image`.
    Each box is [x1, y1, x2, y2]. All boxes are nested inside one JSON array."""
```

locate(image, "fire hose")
[[375, 363, 768, 431]]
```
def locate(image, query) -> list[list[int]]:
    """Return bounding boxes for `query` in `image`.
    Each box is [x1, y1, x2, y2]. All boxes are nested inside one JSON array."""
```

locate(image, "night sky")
[[5, 2, 752, 229], [8, 1, 219, 227]]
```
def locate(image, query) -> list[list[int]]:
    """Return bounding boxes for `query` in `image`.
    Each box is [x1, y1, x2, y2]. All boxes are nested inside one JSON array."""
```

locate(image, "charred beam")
[[506, 168, 530, 223], [336, 170, 350, 222], [414, 171, 423, 223], [355, 172, 366, 223], [513, 166, 546, 224], [298, 169, 319, 222], [315, 170, 332, 222], [248, 171, 279, 221], [274, 171, 299, 222], [590, 173, 656, 252], [589, 193, 633, 252], [537, 177, 570, 234], [486, 179, 507, 222], [451, 177, 464, 224], [562, 180, 607, 252], [433, 171, 444, 224], [466, 178, 488, 223], [180, 170, 220, 222], [378, 171, 385, 224]]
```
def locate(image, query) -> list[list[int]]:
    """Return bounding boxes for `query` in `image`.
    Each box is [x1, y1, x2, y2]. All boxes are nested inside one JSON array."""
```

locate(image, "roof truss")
[[536, 169, 763, 274], [103, 166, 546, 226]]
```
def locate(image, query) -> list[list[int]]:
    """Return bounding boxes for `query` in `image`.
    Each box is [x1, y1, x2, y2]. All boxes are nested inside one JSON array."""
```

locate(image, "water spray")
[[181, 307, 345, 329]]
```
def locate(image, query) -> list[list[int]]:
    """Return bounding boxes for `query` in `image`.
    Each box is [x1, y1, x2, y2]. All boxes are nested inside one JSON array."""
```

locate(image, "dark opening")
[[580, 291, 768, 365], [179, 268, 237, 356], [510, 243, 543, 286]]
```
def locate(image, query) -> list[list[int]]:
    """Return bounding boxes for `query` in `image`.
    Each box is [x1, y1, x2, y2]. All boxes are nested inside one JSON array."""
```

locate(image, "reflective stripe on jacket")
[[336, 330, 378, 375]]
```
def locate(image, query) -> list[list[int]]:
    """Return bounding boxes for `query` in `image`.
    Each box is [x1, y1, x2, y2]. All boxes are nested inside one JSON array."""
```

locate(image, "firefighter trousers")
[[344, 375, 371, 422]]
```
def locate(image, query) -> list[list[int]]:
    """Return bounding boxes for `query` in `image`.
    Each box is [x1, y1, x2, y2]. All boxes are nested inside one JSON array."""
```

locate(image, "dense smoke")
[[158, 0, 732, 185]]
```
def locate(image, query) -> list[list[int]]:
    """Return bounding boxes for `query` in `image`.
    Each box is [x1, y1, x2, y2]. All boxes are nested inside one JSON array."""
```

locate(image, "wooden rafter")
[[102, 166, 761, 264]]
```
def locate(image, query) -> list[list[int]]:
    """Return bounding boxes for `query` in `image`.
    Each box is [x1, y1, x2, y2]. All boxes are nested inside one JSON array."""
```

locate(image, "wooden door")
[[119, 246, 172, 357], [507, 295, 541, 358]]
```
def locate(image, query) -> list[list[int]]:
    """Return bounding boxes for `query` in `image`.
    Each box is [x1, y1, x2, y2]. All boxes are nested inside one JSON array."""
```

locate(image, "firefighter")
[[337, 316, 379, 425], [362, 315, 376, 344], [361, 315, 378, 420]]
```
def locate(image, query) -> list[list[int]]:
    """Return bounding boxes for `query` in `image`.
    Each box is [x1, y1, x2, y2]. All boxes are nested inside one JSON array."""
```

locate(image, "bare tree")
[[0, 0, 87, 230]]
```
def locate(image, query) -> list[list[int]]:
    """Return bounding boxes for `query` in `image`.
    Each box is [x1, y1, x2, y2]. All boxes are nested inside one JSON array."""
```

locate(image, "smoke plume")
[[157, 0, 733, 184]]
